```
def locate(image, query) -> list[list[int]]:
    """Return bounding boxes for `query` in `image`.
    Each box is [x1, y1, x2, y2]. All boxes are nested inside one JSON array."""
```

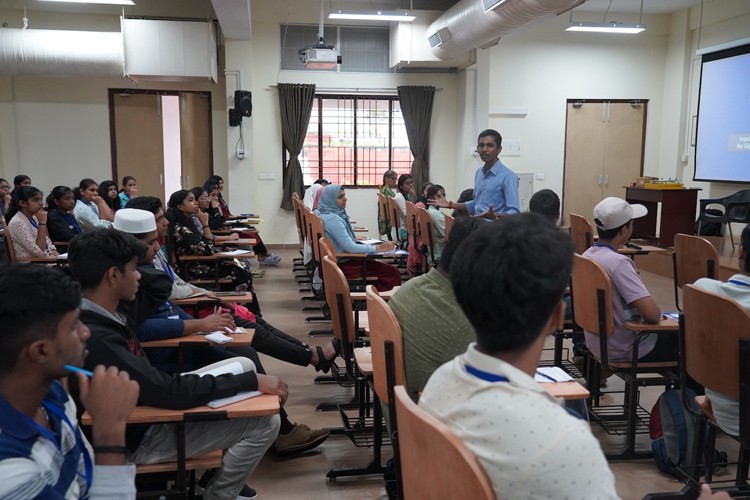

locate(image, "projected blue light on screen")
[[695, 46, 750, 183]]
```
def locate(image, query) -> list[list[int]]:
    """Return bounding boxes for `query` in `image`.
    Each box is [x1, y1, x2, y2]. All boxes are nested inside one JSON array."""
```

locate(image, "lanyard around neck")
[[729, 279, 750, 288], [18, 400, 93, 491], [464, 363, 509, 383], [595, 242, 616, 252]]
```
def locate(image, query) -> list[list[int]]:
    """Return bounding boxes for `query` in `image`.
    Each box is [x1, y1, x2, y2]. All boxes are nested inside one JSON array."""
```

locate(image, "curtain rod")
[[267, 85, 442, 94]]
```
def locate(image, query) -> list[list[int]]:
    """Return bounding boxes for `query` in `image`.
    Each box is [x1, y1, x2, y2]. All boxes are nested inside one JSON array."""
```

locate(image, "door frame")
[[108, 88, 214, 183]]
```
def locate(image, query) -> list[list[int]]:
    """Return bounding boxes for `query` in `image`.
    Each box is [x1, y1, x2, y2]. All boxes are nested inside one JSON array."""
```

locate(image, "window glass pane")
[[302, 95, 414, 187], [390, 100, 414, 178]]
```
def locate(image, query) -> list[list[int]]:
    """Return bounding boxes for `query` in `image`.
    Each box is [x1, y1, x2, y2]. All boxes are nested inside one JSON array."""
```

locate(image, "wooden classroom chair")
[[569, 213, 595, 255], [672, 233, 719, 311]]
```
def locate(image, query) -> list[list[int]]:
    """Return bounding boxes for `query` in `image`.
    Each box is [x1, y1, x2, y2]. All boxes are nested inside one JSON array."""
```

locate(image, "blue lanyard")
[[64, 212, 82, 234], [729, 279, 750, 288], [464, 363, 509, 383], [156, 250, 175, 283], [19, 400, 93, 491], [595, 242, 616, 252]]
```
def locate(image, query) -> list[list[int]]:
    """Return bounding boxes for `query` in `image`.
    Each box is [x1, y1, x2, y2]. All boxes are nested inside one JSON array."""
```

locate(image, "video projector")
[[299, 46, 341, 69]]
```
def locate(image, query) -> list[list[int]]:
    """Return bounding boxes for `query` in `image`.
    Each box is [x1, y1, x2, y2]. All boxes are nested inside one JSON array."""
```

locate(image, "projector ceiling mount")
[[298, 0, 341, 69]]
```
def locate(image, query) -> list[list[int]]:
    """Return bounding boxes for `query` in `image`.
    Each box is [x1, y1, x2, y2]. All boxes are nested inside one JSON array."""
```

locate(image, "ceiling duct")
[[0, 28, 123, 78], [427, 0, 585, 60]]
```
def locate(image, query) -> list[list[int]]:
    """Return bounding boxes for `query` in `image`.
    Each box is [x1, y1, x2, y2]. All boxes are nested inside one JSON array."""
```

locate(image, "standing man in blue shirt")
[[432, 129, 520, 218]]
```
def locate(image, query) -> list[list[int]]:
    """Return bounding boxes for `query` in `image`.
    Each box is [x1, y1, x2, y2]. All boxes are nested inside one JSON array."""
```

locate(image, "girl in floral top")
[[5, 186, 57, 258], [165, 189, 261, 315]]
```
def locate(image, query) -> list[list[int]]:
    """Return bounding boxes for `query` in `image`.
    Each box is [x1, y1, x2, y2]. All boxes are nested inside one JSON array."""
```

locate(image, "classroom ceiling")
[[0, 0, 704, 19]]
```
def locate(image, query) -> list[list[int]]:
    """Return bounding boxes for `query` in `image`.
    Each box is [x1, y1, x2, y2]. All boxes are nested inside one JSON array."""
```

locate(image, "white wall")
[[483, 13, 673, 207]]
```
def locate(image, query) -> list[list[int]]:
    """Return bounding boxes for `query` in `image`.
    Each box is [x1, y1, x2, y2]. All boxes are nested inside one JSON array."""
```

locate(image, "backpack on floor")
[[649, 388, 700, 477]]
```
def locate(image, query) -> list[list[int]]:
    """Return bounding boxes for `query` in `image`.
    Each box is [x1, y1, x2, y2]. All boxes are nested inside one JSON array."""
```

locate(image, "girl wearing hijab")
[[317, 184, 401, 291]]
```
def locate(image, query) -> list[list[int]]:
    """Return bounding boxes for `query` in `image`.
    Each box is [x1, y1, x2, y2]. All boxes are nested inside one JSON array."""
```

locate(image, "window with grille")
[[301, 95, 414, 188]]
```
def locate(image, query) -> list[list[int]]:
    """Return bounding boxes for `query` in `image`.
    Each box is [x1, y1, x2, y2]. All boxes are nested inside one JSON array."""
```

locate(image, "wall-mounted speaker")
[[235, 90, 252, 117]]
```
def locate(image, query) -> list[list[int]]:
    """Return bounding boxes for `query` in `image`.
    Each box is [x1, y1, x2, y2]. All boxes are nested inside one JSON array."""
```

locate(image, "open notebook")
[[192, 360, 262, 408]]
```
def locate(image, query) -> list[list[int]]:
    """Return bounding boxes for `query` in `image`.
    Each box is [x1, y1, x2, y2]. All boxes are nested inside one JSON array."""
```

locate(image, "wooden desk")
[[82, 393, 279, 425], [617, 244, 670, 256], [219, 238, 256, 247], [353, 227, 369, 233], [172, 292, 254, 306], [141, 331, 255, 348], [625, 187, 700, 248], [353, 348, 590, 400]]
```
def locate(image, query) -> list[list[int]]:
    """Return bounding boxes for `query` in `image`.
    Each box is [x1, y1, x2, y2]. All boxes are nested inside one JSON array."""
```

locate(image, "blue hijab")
[[317, 184, 356, 240]]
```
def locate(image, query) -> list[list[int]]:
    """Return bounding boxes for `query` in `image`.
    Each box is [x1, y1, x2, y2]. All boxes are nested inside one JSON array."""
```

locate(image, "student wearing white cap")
[[581, 197, 679, 365]]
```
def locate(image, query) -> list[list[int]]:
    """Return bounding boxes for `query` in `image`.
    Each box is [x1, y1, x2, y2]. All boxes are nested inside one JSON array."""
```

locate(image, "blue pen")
[[64, 364, 94, 377], [535, 370, 557, 383]]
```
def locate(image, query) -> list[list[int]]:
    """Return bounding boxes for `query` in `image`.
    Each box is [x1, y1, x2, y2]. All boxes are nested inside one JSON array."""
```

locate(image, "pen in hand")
[[64, 364, 94, 377]]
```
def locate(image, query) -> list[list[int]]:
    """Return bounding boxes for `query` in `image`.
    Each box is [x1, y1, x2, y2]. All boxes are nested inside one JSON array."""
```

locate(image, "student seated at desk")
[[165, 189, 262, 315], [204, 175, 282, 266], [67, 228, 284, 500], [0, 264, 139, 499], [118, 176, 138, 209], [419, 214, 618, 499], [98, 180, 121, 215], [582, 197, 678, 365], [5, 185, 58, 258], [317, 184, 402, 292], [72, 178, 113, 231], [190, 186, 240, 244], [46, 185, 83, 243], [424, 184, 448, 263]]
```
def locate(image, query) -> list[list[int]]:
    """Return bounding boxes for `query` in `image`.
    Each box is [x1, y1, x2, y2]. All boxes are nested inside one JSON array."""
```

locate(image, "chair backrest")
[[674, 233, 719, 288], [388, 196, 406, 243], [377, 192, 391, 238], [308, 211, 325, 264], [291, 195, 305, 248], [321, 255, 357, 344], [405, 200, 419, 246], [1, 217, 18, 263], [366, 285, 405, 404], [394, 386, 496, 500], [416, 206, 436, 264], [571, 254, 614, 338], [569, 213, 595, 255], [682, 285, 750, 398], [444, 214, 455, 239]]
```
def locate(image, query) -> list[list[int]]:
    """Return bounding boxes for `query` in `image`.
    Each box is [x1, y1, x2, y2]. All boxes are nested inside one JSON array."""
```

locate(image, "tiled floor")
[[243, 249, 738, 500]]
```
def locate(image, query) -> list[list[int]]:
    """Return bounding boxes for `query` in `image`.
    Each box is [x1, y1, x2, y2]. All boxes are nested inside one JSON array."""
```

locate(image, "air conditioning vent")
[[482, 0, 508, 12], [428, 27, 451, 48]]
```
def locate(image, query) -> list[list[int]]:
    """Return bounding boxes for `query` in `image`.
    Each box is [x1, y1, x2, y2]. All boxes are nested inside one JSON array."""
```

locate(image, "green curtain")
[[278, 83, 316, 211], [397, 86, 435, 191]]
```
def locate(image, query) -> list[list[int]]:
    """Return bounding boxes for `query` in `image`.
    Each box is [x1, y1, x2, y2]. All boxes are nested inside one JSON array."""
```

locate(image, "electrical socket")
[[258, 172, 277, 180], [535, 173, 545, 181]]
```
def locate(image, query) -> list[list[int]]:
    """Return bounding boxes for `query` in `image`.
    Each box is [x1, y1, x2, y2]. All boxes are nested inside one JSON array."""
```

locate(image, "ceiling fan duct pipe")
[[427, 0, 584, 60], [0, 28, 123, 78]]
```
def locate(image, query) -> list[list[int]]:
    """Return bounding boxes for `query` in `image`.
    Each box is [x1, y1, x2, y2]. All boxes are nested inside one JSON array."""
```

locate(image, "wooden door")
[[179, 92, 212, 190], [562, 100, 646, 225], [602, 102, 645, 199], [562, 102, 605, 224], [111, 93, 165, 198]]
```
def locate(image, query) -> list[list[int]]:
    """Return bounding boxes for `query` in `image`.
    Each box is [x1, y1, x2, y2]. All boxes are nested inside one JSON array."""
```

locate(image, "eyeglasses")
[[199, 195, 209, 200]]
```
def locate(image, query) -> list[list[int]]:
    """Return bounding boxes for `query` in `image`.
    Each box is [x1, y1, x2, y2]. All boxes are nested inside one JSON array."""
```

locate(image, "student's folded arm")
[[632, 296, 662, 323]]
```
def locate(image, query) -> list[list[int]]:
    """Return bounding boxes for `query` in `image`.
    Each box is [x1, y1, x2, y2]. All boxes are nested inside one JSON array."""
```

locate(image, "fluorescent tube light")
[[40, 0, 135, 5], [566, 22, 645, 34], [329, 10, 416, 22]]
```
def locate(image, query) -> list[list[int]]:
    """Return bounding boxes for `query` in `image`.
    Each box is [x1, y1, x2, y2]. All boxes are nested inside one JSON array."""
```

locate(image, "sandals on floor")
[[314, 345, 336, 374]]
